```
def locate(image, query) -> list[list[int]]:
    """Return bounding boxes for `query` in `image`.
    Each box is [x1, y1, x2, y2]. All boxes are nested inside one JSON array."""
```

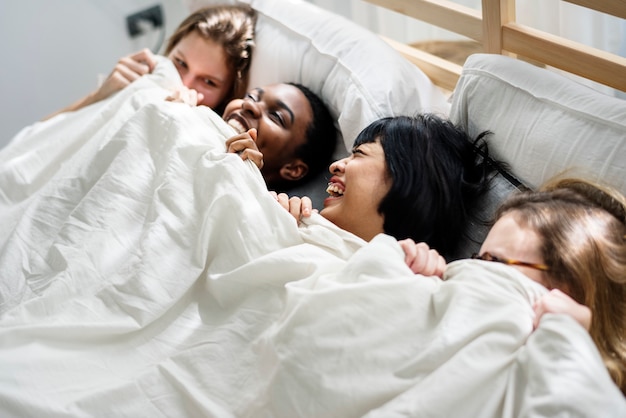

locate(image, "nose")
[[241, 97, 262, 119], [180, 73, 195, 88], [329, 157, 347, 174]]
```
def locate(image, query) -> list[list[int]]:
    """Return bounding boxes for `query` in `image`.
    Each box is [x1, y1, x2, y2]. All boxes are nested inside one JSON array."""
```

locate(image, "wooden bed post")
[[482, 0, 515, 54], [364, 0, 626, 92]]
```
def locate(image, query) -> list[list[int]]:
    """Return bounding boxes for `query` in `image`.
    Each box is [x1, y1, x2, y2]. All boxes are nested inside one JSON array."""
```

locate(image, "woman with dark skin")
[[222, 83, 336, 192]]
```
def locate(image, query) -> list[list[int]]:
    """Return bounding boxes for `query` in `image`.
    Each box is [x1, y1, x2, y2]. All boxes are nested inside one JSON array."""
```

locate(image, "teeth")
[[227, 118, 246, 134], [326, 183, 344, 197]]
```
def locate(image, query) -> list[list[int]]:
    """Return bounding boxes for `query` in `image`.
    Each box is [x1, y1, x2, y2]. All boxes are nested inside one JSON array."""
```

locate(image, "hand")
[[270, 192, 316, 224], [398, 239, 446, 277], [225, 129, 264, 169], [42, 49, 158, 121], [92, 48, 158, 103], [165, 86, 204, 106], [533, 288, 591, 331]]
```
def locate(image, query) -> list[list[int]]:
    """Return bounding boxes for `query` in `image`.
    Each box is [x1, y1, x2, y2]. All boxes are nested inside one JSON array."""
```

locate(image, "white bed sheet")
[[0, 60, 623, 417]]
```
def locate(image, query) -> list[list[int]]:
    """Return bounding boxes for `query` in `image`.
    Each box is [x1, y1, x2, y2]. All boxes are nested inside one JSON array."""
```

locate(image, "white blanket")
[[0, 60, 623, 417]]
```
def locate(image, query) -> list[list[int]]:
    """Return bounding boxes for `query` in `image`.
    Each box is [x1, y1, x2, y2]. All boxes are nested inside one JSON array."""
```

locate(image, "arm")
[[43, 48, 158, 121], [532, 288, 591, 331]]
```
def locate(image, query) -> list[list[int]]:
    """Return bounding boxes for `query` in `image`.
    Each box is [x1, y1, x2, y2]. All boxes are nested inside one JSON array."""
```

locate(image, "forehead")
[[481, 212, 543, 259], [256, 84, 310, 111], [173, 32, 229, 68], [354, 139, 383, 152]]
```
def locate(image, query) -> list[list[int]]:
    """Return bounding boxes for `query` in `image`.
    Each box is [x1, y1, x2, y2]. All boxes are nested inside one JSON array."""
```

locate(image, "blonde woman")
[[46, 5, 256, 119], [473, 177, 626, 395]]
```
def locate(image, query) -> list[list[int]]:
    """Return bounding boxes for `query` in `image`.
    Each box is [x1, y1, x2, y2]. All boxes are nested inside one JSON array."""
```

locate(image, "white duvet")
[[0, 59, 623, 417]]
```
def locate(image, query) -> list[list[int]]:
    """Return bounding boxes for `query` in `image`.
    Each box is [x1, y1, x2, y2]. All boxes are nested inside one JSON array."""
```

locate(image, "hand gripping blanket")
[[0, 59, 624, 417]]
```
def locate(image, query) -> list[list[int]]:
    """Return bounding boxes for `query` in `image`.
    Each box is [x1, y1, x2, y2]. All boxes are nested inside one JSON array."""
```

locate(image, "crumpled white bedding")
[[0, 59, 624, 417]]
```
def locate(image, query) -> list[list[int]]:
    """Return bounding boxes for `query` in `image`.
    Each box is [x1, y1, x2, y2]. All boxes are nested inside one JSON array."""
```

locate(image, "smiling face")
[[167, 31, 234, 109], [320, 140, 392, 241], [479, 212, 549, 285], [222, 84, 313, 184]]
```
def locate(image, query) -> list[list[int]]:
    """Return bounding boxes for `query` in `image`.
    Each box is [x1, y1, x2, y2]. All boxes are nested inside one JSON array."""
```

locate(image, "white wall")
[[0, 0, 188, 149]]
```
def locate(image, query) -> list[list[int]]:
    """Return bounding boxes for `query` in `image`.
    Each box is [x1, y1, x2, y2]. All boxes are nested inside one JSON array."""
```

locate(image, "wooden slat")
[[364, 0, 483, 42], [502, 22, 626, 92], [381, 36, 462, 92], [366, 0, 626, 93], [481, 0, 516, 53], [563, 0, 626, 20]]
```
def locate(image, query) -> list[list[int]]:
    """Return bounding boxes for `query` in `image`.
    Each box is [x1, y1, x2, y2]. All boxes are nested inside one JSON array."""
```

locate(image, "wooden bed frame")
[[365, 0, 626, 93]]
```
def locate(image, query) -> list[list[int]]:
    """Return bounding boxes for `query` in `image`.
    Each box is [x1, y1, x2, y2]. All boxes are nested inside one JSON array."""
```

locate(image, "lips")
[[225, 114, 249, 134]]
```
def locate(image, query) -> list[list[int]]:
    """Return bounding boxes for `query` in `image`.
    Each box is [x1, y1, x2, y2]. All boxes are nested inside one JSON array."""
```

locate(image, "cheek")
[[223, 99, 243, 116], [197, 90, 219, 108], [256, 126, 284, 156], [369, 172, 391, 202]]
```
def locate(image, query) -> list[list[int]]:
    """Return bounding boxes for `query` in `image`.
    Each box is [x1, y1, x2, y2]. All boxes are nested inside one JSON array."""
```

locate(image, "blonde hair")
[[165, 5, 256, 113], [495, 178, 626, 394]]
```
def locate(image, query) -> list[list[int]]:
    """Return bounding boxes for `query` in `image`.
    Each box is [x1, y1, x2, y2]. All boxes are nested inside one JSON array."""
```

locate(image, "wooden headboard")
[[365, 0, 626, 93]]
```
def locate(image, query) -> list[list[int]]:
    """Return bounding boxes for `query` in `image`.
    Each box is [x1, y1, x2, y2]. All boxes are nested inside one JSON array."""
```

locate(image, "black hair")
[[353, 114, 495, 260], [270, 83, 336, 191]]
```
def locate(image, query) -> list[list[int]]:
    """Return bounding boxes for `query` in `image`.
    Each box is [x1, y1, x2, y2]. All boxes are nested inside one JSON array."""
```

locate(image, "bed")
[[0, 0, 625, 416]]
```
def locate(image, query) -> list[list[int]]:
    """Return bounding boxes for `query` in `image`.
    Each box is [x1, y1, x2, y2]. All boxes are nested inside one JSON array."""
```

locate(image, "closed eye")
[[351, 147, 365, 156], [174, 58, 188, 70], [245, 93, 259, 102], [270, 111, 285, 127]]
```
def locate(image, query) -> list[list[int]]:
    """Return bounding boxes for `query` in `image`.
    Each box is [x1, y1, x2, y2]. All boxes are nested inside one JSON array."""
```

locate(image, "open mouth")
[[326, 182, 344, 197], [226, 115, 248, 134]]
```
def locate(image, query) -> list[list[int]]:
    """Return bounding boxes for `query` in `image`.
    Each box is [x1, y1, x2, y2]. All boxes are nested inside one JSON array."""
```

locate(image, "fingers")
[[532, 288, 592, 331], [115, 58, 149, 81], [238, 148, 264, 169], [298, 196, 313, 218], [129, 48, 157, 72], [399, 239, 447, 278], [113, 49, 156, 82], [165, 87, 199, 106], [93, 49, 157, 102], [270, 193, 313, 224], [226, 131, 264, 169], [275, 192, 290, 212], [225, 132, 258, 152]]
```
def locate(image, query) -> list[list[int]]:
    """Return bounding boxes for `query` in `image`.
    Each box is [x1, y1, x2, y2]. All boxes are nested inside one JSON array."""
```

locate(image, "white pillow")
[[184, 0, 450, 151], [450, 53, 626, 195]]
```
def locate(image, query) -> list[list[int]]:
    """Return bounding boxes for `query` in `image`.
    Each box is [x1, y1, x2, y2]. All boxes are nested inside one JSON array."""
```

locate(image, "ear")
[[279, 159, 309, 181]]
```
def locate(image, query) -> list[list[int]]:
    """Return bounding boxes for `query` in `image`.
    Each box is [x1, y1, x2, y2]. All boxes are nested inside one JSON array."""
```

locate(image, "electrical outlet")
[[126, 5, 163, 37]]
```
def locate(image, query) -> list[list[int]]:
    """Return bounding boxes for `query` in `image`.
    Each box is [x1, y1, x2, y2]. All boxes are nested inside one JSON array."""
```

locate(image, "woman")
[[472, 177, 626, 395], [45, 5, 256, 119], [223, 83, 336, 192], [276, 114, 495, 262]]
